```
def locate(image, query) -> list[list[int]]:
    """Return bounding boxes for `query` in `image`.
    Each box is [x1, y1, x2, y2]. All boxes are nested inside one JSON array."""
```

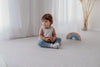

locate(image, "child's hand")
[[51, 37, 56, 42], [45, 37, 51, 42], [44, 37, 56, 42], [48, 37, 52, 41]]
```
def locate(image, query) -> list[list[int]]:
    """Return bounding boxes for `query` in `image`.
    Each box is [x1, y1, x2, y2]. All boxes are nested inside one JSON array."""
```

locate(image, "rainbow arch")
[[66, 32, 81, 41]]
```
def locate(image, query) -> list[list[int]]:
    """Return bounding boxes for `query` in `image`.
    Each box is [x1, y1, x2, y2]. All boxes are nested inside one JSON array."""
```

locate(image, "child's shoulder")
[[51, 26, 54, 28], [40, 26, 44, 29], [51, 26, 55, 29]]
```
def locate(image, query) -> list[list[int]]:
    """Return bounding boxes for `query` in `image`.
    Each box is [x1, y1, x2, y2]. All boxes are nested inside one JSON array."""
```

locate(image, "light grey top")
[[40, 26, 54, 37]]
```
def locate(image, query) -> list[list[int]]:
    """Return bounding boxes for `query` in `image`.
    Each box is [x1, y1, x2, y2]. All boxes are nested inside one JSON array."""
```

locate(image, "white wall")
[[38, 0, 100, 32], [18, 0, 31, 36], [30, 0, 41, 35], [30, 0, 100, 34], [88, 0, 100, 31], [39, 0, 53, 18], [8, 0, 31, 37]]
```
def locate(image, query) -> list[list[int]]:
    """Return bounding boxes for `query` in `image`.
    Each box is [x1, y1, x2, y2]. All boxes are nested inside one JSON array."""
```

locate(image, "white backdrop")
[[39, 0, 83, 34], [0, 0, 40, 40], [0, 0, 100, 40]]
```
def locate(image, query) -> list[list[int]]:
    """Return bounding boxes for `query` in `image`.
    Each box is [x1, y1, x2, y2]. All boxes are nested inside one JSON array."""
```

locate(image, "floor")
[[0, 31, 100, 67]]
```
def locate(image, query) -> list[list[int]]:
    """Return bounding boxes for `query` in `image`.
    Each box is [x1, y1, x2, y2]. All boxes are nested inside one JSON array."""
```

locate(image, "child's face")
[[42, 20, 51, 28]]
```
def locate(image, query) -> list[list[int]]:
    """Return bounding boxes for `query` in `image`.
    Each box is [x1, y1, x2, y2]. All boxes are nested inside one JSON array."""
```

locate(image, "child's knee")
[[57, 38, 61, 42], [38, 40, 44, 47]]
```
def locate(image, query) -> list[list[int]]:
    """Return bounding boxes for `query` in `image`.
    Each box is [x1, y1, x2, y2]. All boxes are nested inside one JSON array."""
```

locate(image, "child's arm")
[[39, 28, 45, 40], [51, 28, 57, 42], [39, 28, 51, 42]]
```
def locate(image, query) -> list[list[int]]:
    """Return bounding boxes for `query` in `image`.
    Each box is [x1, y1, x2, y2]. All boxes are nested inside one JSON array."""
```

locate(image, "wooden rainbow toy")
[[66, 32, 81, 41]]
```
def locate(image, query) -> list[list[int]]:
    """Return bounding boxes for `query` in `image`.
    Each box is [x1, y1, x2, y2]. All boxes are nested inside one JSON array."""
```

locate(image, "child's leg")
[[38, 39, 51, 48], [50, 37, 62, 49], [54, 37, 61, 44]]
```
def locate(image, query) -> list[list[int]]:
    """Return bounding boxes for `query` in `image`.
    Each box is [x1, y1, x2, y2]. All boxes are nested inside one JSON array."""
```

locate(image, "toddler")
[[38, 14, 61, 49]]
